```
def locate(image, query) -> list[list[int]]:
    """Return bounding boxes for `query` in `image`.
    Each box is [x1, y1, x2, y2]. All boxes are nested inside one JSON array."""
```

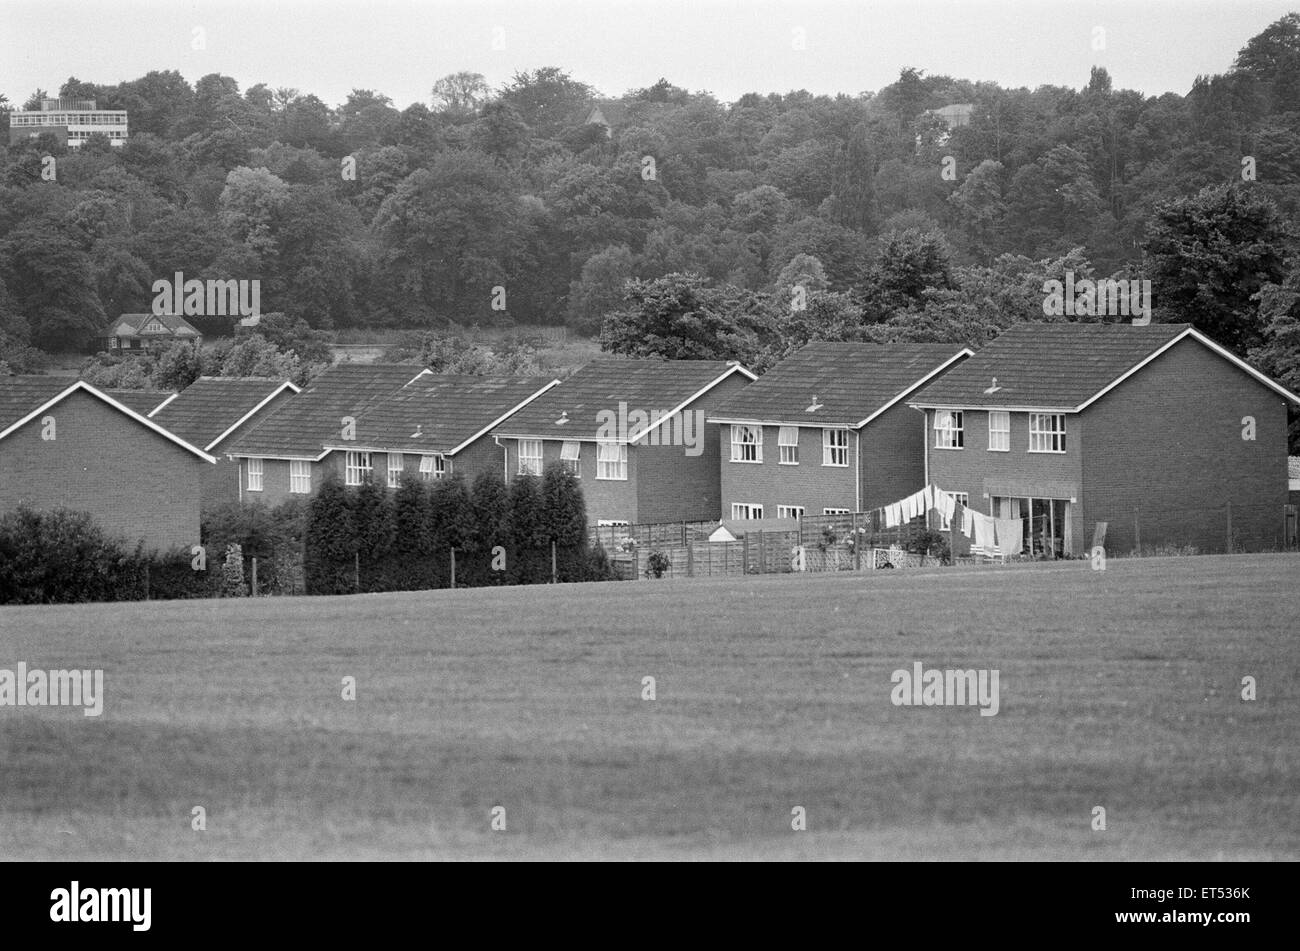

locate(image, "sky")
[[1, 0, 1295, 110]]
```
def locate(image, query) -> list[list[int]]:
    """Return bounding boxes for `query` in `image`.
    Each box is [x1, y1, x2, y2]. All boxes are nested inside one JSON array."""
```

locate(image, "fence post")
[[251, 557, 258, 597], [144, 563, 150, 601], [449, 548, 456, 588], [354, 551, 360, 592], [551, 540, 558, 584], [1225, 501, 1233, 553], [852, 512, 860, 571], [758, 530, 766, 574], [1133, 508, 1141, 556], [687, 539, 695, 578]]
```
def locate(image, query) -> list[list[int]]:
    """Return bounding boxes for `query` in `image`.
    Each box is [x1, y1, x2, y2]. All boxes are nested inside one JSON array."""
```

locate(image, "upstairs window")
[[518, 439, 543, 477], [1029, 414, 1067, 453], [934, 410, 964, 449], [560, 440, 581, 477], [823, 429, 849, 467], [345, 451, 372, 485], [988, 411, 1010, 452], [596, 441, 627, 480], [730, 424, 762, 463], [247, 457, 263, 491], [778, 426, 799, 465], [387, 452, 404, 487], [289, 460, 311, 494]]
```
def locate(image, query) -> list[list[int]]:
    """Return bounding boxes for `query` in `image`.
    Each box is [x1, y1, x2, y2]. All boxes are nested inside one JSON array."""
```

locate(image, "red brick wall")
[[0, 389, 204, 552], [503, 437, 640, 524], [1082, 338, 1290, 553], [719, 423, 857, 518], [924, 407, 1085, 551], [860, 401, 929, 511]]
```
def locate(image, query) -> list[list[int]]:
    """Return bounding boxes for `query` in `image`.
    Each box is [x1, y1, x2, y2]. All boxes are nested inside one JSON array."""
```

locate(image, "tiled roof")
[[0, 377, 213, 461], [0, 377, 71, 431], [150, 377, 297, 451], [709, 342, 971, 428], [107, 313, 202, 337], [101, 389, 176, 416], [225, 363, 429, 458], [493, 359, 751, 440], [910, 322, 1192, 410], [331, 375, 558, 455]]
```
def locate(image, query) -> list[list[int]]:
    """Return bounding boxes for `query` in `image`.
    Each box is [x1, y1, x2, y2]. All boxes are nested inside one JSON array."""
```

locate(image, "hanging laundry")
[[938, 491, 956, 522], [995, 517, 1023, 556], [922, 485, 934, 513], [971, 511, 996, 549], [884, 503, 898, 528]]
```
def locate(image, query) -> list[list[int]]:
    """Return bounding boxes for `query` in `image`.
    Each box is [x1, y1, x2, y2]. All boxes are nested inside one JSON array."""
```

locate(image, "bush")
[[646, 550, 671, 578]]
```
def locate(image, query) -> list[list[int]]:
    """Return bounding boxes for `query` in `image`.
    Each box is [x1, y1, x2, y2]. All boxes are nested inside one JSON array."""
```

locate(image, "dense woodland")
[[2, 14, 1299, 440]]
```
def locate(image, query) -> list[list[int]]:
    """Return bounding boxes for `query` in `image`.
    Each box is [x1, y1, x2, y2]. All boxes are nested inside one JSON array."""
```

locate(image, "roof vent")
[[410, 424, 423, 438], [556, 411, 569, 425], [805, 395, 824, 413], [983, 377, 1002, 395]]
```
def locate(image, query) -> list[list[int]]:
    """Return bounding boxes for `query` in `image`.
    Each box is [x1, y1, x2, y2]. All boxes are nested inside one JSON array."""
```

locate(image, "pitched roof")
[[0, 377, 215, 462], [708, 342, 972, 428], [324, 375, 559, 456], [910, 322, 1300, 410], [224, 363, 430, 459], [101, 389, 176, 416], [149, 377, 300, 451], [493, 359, 755, 441], [105, 313, 202, 337]]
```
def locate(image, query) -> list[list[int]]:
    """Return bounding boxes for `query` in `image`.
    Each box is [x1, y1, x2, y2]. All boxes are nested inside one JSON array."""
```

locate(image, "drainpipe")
[[493, 435, 507, 481], [854, 429, 861, 513], [917, 407, 929, 487]]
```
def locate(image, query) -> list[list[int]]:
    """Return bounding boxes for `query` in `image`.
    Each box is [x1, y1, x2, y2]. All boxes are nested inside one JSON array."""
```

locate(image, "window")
[[823, 508, 850, 516], [823, 428, 849, 466], [290, 460, 311, 494], [387, 452, 404, 487], [596, 441, 627, 480], [518, 439, 543, 476], [731, 503, 764, 520], [345, 451, 372, 485], [560, 440, 581, 477], [988, 411, 1010, 452], [1029, 413, 1067, 453], [934, 410, 964, 449], [247, 457, 263, 491], [730, 424, 762, 463], [419, 454, 444, 480], [777, 505, 805, 519], [108, 337, 118, 349], [778, 426, 799, 465], [938, 492, 969, 530], [597, 520, 629, 527]]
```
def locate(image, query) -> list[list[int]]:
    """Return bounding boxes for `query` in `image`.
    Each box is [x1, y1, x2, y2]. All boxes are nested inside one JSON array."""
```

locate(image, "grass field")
[[1, 554, 1297, 861]]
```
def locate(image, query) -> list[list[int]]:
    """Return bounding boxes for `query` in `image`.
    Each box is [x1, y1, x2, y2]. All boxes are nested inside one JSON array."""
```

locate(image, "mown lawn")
[[1, 553, 1296, 860]]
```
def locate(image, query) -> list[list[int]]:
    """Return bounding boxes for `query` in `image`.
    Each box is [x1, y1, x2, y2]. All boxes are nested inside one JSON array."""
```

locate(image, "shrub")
[[646, 550, 671, 578]]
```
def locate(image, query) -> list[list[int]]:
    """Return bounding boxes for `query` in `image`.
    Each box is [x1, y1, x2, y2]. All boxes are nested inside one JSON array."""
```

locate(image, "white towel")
[[940, 492, 956, 521], [972, 511, 993, 548], [961, 506, 974, 538]]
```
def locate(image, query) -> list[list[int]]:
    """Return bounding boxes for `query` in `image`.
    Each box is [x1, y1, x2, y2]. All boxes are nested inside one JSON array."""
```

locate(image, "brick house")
[[909, 322, 1300, 556], [98, 313, 202, 353], [706, 342, 972, 520], [317, 374, 561, 489], [149, 377, 300, 506], [224, 363, 433, 505], [492, 359, 756, 526], [0, 377, 214, 552]]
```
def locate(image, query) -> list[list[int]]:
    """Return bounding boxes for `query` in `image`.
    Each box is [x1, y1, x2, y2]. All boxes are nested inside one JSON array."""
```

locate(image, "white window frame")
[[731, 503, 763, 520], [823, 508, 851, 515], [345, 450, 372, 486], [934, 410, 964, 449], [730, 424, 762, 463], [939, 492, 969, 530], [777, 505, 805, 519], [987, 411, 1010, 452], [778, 426, 799, 465], [387, 452, 404, 487], [518, 439, 543, 477], [419, 454, 444, 481], [247, 457, 263, 492], [597, 519, 629, 527], [560, 440, 581, 478], [596, 440, 627, 480], [289, 460, 311, 494], [822, 428, 849, 467], [1028, 413, 1067, 453]]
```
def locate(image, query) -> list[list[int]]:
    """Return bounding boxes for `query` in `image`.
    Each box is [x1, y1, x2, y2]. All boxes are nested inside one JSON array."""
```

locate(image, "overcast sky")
[[2, 0, 1294, 109]]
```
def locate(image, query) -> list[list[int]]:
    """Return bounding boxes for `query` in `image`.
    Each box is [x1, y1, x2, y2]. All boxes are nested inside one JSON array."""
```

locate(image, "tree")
[[153, 340, 203, 390], [304, 474, 356, 594], [540, 462, 588, 581], [567, 245, 633, 335], [500, 68, 594, 140], [1247, 262, 1300, 452], [470, 471, 511, 585], [431, 72, 491, 119], [1143, 183, 1293, 353], [601, 272, 776, 364], [505, 473, 546, 583]]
